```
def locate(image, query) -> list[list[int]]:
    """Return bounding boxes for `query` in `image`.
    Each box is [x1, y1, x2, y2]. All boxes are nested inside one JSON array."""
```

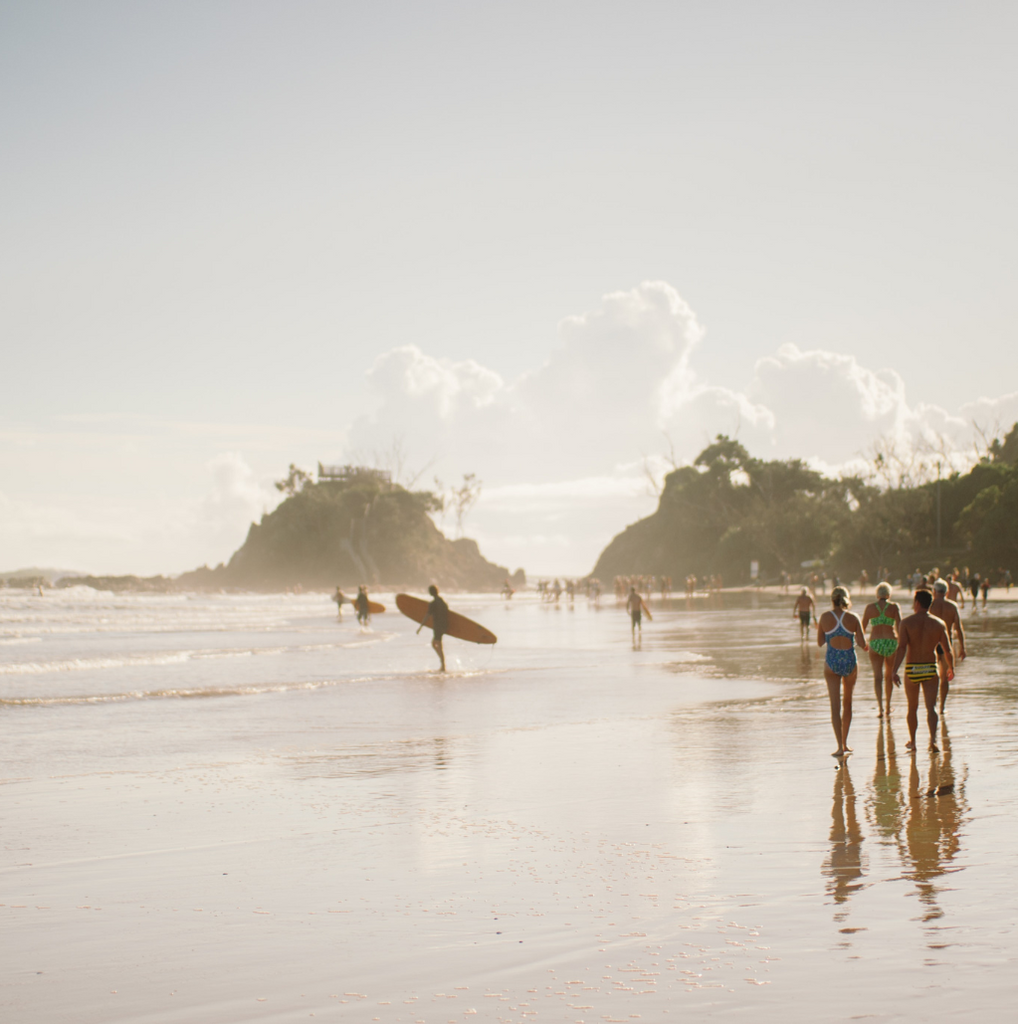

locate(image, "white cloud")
[[958, 390, 1018, 438], [194, 452, 282, 565], [349, 282, 709, 484], [0, 446, 286, 581], [345, 282, 1018, 573], [6, 283, 1017, 578]]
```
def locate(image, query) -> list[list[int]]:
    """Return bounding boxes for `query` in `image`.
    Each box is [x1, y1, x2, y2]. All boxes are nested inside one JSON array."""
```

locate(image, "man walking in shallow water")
[[892, 590, 954, 753], [626, 586, 652, 637], [930, 579, 966, 714], [792, 587, 816, 640]]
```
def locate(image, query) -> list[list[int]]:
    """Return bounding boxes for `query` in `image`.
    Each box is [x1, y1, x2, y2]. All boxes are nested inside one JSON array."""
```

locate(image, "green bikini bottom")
[[870, 637, 899, 658]]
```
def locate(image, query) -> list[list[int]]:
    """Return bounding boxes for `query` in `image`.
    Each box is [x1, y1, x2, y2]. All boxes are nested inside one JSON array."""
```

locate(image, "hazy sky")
[[3, 1, 1017, 576]]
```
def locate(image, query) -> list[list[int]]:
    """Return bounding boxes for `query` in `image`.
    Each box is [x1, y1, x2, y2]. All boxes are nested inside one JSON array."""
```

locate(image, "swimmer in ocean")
[[892, 590, 954, 753]]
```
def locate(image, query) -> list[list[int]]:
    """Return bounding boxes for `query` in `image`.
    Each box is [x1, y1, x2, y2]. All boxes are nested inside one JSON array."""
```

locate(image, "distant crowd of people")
[[533, 577, 604, 604], [781, 565, 1012, 602]]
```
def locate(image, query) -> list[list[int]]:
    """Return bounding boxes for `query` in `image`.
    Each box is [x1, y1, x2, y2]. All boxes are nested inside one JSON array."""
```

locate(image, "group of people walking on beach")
[[797, 574, 969, 759]]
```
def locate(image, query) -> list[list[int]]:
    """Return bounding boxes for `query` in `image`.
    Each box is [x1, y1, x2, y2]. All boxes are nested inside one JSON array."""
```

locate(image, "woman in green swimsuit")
[[861, 582, 901, 718]]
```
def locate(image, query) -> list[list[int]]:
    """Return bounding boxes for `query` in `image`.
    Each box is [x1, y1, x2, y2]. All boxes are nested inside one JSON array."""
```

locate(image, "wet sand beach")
[[2, 589, 1017, 1022]]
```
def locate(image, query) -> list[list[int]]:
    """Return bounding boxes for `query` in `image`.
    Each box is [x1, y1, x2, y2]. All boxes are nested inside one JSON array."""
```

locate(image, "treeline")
[[592, 426, 1018, 584]]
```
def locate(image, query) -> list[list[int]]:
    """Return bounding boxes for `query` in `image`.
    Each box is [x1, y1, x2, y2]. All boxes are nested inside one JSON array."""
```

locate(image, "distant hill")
[[592, 431, 1018, 585], [1, 567, 84, 584], [177, 470, 510, 591]]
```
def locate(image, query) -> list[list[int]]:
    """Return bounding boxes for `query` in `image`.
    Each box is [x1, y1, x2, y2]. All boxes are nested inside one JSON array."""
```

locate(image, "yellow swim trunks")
[[904, 662, 938, 682]]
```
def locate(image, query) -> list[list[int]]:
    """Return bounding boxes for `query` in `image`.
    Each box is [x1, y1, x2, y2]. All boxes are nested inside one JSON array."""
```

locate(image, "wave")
[[0, 636, 395, 676], [0, 666, 509, 706]]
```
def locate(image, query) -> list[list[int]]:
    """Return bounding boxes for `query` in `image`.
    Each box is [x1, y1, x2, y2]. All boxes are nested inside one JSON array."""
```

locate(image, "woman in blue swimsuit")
[[817, 586, 869, 758]]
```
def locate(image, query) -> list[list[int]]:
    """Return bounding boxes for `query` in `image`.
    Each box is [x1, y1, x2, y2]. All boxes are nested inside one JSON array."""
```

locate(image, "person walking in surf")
[[793, 587, 817, 640], [419, 584, 449, 671], [861, 583, 900, 718], [355, 585, 371, 626], [892, 589, 954, 753], [626, 586, 652, 637], [818, 586, 868, 758], [930, 579, 966, 714]]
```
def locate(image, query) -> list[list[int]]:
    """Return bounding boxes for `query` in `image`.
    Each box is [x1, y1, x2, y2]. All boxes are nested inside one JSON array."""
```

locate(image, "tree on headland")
[[592, 426, 1018, 583], [987, 421, 1018, 467], [433, 473, 483, 538], [275, 463, 312, 497]]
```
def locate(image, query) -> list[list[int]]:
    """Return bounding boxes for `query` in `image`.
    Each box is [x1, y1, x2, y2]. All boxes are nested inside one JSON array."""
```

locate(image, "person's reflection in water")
[[822, 763, 866, 917], [899, 721, 964, 923], [798, 640, 815, 679], [867, 720, 906, 843]]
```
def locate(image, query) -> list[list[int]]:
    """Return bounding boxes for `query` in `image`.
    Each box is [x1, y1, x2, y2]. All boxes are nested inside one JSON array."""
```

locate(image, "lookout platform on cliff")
[[317, 464, 393, 488]]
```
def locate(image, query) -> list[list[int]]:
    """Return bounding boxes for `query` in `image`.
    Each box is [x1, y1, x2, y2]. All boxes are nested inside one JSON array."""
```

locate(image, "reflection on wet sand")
[[824, 718, 968, 934], [822, 763, 866, 913], [899, 722, 965, 924], [868, 721, 906, 843], [285, 735, 458, 779], [866, 718, 967, 925]]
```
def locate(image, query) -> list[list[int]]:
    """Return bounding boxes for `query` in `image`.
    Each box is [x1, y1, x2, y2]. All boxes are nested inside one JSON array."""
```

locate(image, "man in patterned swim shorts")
[[892, 590, 954, 752]]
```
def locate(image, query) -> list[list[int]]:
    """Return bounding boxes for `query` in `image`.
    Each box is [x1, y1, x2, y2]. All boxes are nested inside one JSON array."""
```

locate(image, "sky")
[[3, 1, 1017, 577]]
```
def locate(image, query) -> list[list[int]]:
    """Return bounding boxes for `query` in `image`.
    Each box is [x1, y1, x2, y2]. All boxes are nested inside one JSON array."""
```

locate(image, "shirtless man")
[[892, 590, 954, 753], [930, 579, 966, 714], [792, 587, 816, 640], [947, 573, 965, 608], [626, 586, 652, 637], [419, 584, 449, 671]]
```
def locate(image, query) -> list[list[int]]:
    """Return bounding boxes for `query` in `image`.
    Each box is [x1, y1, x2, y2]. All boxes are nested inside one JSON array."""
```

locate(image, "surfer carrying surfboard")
[[355, 585, 371, 626], [397, 590, 496, 668], [419, 584, 449, 671]]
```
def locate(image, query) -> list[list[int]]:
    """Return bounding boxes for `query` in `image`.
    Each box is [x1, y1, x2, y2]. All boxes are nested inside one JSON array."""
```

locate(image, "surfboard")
[[395, 593, 497, 645], [336, 592, 385, 614]]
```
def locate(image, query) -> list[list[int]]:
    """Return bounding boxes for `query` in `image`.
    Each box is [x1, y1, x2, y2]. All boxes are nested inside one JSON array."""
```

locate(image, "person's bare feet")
[[929, 742, 940, 753], [905, 740, 915, 751]]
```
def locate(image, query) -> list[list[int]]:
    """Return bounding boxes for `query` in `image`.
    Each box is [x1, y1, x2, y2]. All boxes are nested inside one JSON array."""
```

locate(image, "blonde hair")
[[832, 586, 851, 608], [875, 582, 891, 599]]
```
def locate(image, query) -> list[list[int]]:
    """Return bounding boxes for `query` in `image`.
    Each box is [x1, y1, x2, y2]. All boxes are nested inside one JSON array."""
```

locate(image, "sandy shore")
[[3, 590, 1017, 1022]]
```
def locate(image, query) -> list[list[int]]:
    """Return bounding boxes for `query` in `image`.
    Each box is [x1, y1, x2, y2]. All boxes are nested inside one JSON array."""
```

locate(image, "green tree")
[[275, 463, 312, 497]]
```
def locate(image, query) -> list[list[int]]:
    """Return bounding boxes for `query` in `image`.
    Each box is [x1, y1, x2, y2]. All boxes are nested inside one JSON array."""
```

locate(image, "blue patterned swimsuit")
[[825, 610, 857, 676]]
